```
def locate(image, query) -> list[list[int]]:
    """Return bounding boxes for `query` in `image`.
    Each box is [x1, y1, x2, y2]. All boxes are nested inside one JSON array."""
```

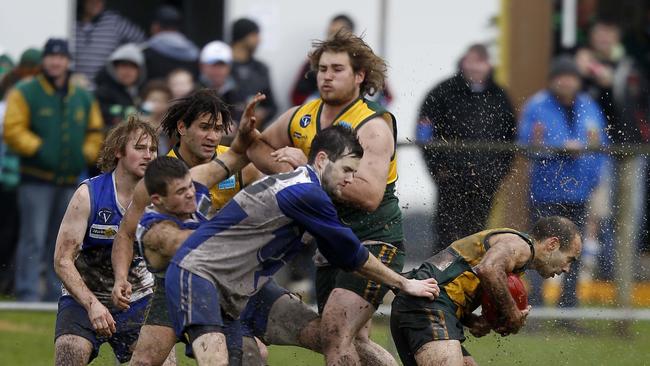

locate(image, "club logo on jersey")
[[337, 121, 352, 129], [218, 175, 237, 190], [97, 208, 113, 224], [89, 224, 119, 240], [300, 114, 311, 128]]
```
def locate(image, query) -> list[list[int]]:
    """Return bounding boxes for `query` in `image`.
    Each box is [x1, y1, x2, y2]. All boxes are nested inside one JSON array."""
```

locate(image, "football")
[[480, 273, 528, 327]]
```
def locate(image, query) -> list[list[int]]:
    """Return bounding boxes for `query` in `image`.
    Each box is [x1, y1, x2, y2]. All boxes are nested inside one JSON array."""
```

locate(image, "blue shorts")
[[241, 279, 289, 339], [165, 264, 224, 341], [54, 295, 150, 363]]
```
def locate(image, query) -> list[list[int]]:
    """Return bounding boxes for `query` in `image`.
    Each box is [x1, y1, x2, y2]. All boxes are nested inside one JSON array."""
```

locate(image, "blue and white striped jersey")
[[171, 166, 369, 317]]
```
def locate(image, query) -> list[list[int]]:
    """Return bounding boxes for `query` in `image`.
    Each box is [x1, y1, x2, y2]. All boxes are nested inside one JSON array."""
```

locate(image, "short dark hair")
[[159, 88, 232, 139], [331, 14, 355, 32], [530, 216, 580, 251], [144, 156, 189, 196], [307, 125, 364, 164]]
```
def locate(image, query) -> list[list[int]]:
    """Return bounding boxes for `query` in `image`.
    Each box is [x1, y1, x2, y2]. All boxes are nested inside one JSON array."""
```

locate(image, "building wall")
[[0, 0, 72, 60]]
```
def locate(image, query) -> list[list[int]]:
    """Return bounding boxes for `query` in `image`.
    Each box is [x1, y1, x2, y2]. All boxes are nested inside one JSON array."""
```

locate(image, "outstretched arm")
[[355, 255, 439, 299], [54, 185, 116, 337], [111, 180, 150, 310], [246, 106, 297, 174], [473, 234, 532, 335]]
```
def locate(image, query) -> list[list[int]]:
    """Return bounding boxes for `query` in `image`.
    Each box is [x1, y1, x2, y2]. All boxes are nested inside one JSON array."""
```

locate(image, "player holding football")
[[390, 216, 582, 366]]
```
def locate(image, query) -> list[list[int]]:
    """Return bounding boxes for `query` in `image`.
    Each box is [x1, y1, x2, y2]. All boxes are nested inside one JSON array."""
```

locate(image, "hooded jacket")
[[143, 31, 199, 81], [95, 43, 145, 128]]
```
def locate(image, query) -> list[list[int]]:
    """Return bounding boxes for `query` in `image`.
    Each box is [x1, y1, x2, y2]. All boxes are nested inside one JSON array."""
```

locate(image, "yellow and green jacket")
[[3, 74, 104, 185]]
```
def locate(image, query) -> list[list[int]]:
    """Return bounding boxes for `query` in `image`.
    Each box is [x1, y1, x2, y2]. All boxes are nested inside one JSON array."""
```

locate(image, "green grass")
[[1, 311, 650, 365]]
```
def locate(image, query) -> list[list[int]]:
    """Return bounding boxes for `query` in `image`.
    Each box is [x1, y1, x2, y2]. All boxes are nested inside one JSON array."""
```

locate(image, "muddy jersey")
[[167, 144, 243, 211], [136, 181, 212, 278], [62, 172, 153, 309], [171, 166, 369, 318], [406, 228, 534, 319], [288, 97, 403, 245]]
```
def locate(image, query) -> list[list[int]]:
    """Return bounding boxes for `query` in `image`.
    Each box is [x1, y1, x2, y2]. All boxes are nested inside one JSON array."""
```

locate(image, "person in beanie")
[[3, 37, 104, 301], [95, 43, 146, 129], [230, 18, 277, 126], [518, 54, 608, 320]]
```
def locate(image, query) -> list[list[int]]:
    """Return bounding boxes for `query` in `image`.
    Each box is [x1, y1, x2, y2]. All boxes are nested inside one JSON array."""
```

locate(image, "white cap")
[[200, 41, 232, 65]]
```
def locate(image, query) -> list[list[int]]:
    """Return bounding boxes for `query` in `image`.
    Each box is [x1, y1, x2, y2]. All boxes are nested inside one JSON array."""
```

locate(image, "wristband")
[[212, 157, 232, 178]]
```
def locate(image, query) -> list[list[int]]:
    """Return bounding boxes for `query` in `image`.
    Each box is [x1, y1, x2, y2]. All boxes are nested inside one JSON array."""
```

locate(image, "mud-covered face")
[[158, 173, 197, 216], [317, 151, 360, 200]]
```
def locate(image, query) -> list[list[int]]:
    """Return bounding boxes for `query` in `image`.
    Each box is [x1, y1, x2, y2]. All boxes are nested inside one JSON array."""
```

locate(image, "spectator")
[[290, 14, 355, 106], [576, 19, 650, 276], [0, 50, 14, 79], [0, 48, 42, 295], [74, 0, 145, 90], [139, 80, 172, 155], [199, 40, 246, 143], [518, 55, 608, 316], [167, 68, 195, 99], [416, 44, 516, 252], [3, 38, 104, 301], [143, 5, 199, 82], [230, 18, 277, 125], [95, 43, 146, 129]]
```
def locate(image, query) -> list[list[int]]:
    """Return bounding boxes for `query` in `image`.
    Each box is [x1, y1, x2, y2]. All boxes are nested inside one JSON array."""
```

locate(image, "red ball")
[[480, 273, 528, 327]]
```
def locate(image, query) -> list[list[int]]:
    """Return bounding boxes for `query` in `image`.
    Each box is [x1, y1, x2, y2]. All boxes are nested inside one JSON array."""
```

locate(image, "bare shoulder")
[[488, 233, 532, 261], [261, 106, 300, 148], [67, 183, 91, 214]]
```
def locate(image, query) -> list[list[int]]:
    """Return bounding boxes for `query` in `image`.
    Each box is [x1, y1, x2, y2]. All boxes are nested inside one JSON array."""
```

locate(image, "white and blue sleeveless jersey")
[[170, 166, 369, 317], [62, 172, 153, 308]]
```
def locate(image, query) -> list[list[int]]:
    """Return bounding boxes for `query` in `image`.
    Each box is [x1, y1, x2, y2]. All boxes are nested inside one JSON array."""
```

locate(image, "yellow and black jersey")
[[287, 98, 402, 244], [287, 97, 397, 184], [411, 229, 534, 318], [167, 144, 243, 211]]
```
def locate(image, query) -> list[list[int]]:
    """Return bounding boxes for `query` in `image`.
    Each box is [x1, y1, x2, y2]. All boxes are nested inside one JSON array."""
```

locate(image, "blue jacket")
[[517, 90, 608, 204]]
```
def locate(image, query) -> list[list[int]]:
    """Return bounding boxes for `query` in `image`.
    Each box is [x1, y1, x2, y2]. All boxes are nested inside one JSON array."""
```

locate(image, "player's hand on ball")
[[88, 300, 117, 338], [403, 278, 439, 300], [111, 278, 132, 310], [495, 305, 531, 336]]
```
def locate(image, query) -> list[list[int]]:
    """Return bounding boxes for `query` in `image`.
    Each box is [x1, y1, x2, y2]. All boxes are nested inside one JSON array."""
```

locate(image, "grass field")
[[1, 310, 650, 365]]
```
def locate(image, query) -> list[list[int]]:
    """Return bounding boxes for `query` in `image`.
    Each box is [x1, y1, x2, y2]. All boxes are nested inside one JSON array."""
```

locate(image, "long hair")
[[159, 88, 232, 139], [97, 115, 158, 173], [308, 30, 387, 96]]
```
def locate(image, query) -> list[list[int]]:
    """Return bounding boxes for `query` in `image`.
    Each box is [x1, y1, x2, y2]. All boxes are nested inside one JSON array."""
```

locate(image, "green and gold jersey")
[[287, 98, 402, 244], [411, 229, 534, 319], [167, 144, 243, 212]]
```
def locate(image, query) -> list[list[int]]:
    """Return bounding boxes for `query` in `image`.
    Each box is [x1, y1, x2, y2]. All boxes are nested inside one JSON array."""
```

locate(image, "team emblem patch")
[[97, 208, 113, 223], [300, 114, 311, 128]]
